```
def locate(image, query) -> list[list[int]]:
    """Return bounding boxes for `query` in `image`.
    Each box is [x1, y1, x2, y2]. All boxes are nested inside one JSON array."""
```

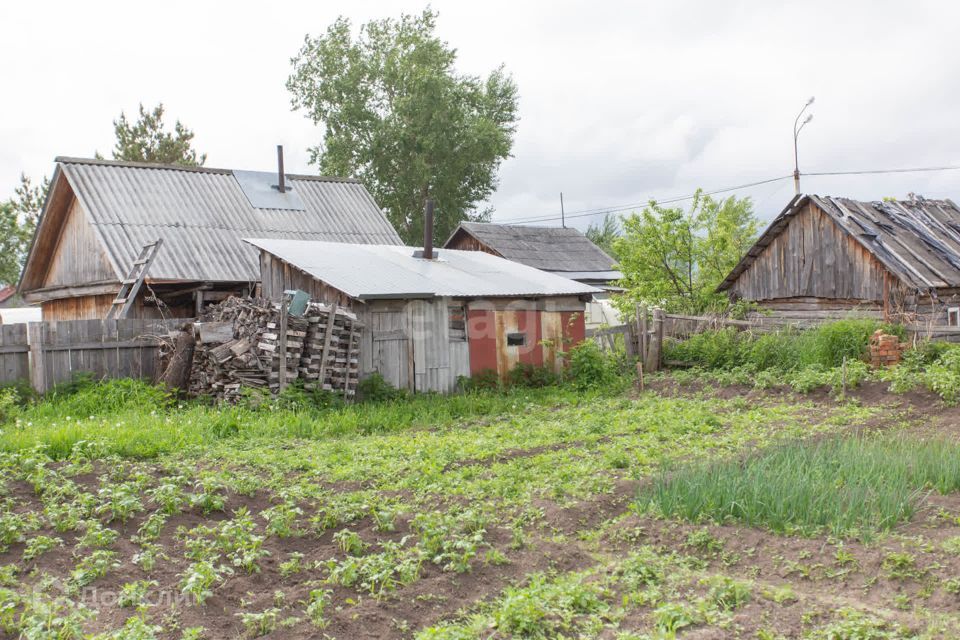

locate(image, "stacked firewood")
[[185, 296, 361, 402]]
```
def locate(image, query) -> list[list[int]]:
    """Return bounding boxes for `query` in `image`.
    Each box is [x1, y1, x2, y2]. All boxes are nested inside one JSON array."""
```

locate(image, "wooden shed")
[[246, 238, 599, 393], [18, 157, 402, 320], [718, 194, 960, 328], [443, 222, 622, 329]]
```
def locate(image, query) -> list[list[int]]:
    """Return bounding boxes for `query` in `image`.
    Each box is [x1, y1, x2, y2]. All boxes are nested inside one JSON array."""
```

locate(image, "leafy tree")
[[287, 8, 519, 244], [613, 190, 759, 314], [99, 103, 206, 166], [585, 213, 622, 259], [0, 174, 49, 285]]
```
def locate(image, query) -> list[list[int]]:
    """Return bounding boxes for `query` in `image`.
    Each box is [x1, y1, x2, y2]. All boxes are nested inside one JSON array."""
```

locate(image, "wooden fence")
[[587, 309, 960, 371], [0, 318, 184, 393]]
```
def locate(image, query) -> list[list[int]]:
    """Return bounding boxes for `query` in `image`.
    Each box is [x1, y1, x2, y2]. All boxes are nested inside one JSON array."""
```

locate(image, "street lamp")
[[793, 97, 815, 194]]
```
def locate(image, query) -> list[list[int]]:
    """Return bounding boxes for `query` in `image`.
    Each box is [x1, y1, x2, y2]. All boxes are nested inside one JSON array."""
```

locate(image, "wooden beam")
[[23, 281, 120, 303], [316, 303, 339, 387]]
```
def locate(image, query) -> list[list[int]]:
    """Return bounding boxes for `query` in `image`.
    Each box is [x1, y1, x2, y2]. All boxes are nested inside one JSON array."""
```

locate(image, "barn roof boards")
[[444, 222, 620, 277], [719, 194, 960, 292], [245, 238, 601, 300], [20, 157, 402, 289]]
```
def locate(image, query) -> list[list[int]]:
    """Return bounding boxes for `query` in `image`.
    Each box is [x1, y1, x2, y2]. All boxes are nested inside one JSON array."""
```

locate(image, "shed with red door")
[[245, 238, 598, 393]]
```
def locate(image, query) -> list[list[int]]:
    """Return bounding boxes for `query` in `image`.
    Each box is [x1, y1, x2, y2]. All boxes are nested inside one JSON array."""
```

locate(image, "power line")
[[806, 165, 960, 177], [498, 164, 960, 226], [500, 174, 792, 225]]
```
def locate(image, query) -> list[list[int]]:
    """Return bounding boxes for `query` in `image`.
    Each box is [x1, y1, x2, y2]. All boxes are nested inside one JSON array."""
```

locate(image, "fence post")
[[27, 322, 46, 394], [638, 304, 648, 363], [624, 322, 636, 358], [644, 308, 664, 373]]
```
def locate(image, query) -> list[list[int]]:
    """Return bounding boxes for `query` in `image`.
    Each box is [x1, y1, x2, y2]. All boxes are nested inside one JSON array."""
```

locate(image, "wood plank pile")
[[187, 296, 362, 402], [299, 303, 362, 396]]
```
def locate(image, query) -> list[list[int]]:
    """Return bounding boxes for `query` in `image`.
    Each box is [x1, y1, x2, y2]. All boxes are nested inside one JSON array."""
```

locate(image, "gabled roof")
[[245, 238, 600, 300], [444, 222, 618, 274], [0, 286, 16, 305], [20, 157, 402, 290], [718, 194, 960, 292]]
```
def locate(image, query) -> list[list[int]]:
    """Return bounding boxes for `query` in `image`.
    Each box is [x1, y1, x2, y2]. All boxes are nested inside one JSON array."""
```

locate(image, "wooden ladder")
[[105, 239, 163, 320]]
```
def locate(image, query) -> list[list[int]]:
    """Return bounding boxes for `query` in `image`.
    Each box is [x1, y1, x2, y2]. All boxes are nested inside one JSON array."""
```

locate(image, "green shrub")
[[459, 369, 502, 392], [507, 363, 559, 388], [568, 341, 618, 390], [357, 373, 406, 403], [665, 319, 882, 374], [0, 388, 19, 425], [664, 328, 743, 369], [810, 319, 878, 367]]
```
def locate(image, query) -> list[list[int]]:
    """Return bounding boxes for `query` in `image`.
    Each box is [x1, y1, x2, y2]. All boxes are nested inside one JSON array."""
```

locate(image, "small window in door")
[[507, 332, 526, 347], [948, 307, 960, 327], [448, 304, 466, 342]]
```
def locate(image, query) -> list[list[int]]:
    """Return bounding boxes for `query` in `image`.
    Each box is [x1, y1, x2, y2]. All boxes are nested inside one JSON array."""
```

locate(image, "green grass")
[[0, 379, 623, 459], [640, 434, 960, 537]]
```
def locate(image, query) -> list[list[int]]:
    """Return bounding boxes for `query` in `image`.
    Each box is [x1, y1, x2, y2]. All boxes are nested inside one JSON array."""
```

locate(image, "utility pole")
[[793, 97, 815, 194], [560, 192, 566, 228]]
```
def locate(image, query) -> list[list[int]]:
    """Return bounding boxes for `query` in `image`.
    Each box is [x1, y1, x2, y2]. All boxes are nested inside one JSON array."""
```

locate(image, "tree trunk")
[[161, 324, 196, 393]]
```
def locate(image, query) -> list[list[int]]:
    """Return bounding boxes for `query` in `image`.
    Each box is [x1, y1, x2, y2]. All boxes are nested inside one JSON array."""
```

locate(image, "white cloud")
[[1, 0, 957, 231]]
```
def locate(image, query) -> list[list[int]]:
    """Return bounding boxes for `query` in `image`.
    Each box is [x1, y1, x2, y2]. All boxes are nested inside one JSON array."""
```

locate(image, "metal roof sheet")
[[718, 194, 960, 291], [56, 157, 402, 283], [245, 238, 601, 299], [445, 222, 617, 272]]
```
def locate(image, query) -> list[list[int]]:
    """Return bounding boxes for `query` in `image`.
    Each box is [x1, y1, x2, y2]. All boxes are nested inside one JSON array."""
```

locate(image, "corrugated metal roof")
[[245, 238, 601, 299], [445, 222, 617, 272], [718, 194, 960, 291], [57, 157, 402, 283]]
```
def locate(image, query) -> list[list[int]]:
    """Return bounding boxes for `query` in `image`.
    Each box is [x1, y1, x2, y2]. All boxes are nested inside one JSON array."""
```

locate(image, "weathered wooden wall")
[[42, 198, 117, 289], [358, 298, 471, 394], [0, 318, 182, 392], [41, 295, 117, 321], [730, 203, 889, 302], [443, 231, 500, 257], [259, 253, 356, 309]]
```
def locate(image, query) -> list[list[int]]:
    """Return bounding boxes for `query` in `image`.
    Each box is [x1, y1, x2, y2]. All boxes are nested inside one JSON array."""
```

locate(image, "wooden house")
[[246, 237, 599, 393], [717, 194, 960, 328], [18, 157, 402, 320], [443, 222, 622, 328], [0, 286, 19, 309], [444, 222, 621, 289]]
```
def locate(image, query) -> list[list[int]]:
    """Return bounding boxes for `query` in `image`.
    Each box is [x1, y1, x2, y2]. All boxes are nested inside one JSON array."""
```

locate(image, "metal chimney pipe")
[[423, 199, 435, 260], [276, 145, 286, 193]]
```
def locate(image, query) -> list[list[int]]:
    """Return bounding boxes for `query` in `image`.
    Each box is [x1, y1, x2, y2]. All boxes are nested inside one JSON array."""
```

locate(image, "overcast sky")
[[1, 1, 958, 229]]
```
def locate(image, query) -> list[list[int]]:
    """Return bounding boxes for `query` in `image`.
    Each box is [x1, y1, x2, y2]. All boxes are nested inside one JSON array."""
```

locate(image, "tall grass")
[[0, 378, 608, 460], [665, 318, 887, 371], [640, 435, 960, 537]]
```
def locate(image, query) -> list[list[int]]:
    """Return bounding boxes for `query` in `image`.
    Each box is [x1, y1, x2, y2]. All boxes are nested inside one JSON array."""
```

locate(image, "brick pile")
[[869, 329, 905, 367]]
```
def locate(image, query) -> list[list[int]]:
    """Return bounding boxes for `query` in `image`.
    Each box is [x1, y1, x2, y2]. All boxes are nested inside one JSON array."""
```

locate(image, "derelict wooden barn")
[[248, 238, 598, 393], [718, 194, 960, 328], [18, 157, 402, 320]]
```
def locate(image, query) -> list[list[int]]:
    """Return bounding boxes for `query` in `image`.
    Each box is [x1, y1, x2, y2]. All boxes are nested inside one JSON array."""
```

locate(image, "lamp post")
[[793, 97, 815, 194]]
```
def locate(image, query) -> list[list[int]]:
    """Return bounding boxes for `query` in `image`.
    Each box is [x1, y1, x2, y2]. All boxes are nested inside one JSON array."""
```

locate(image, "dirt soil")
[[6, 382, 960, 639]]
